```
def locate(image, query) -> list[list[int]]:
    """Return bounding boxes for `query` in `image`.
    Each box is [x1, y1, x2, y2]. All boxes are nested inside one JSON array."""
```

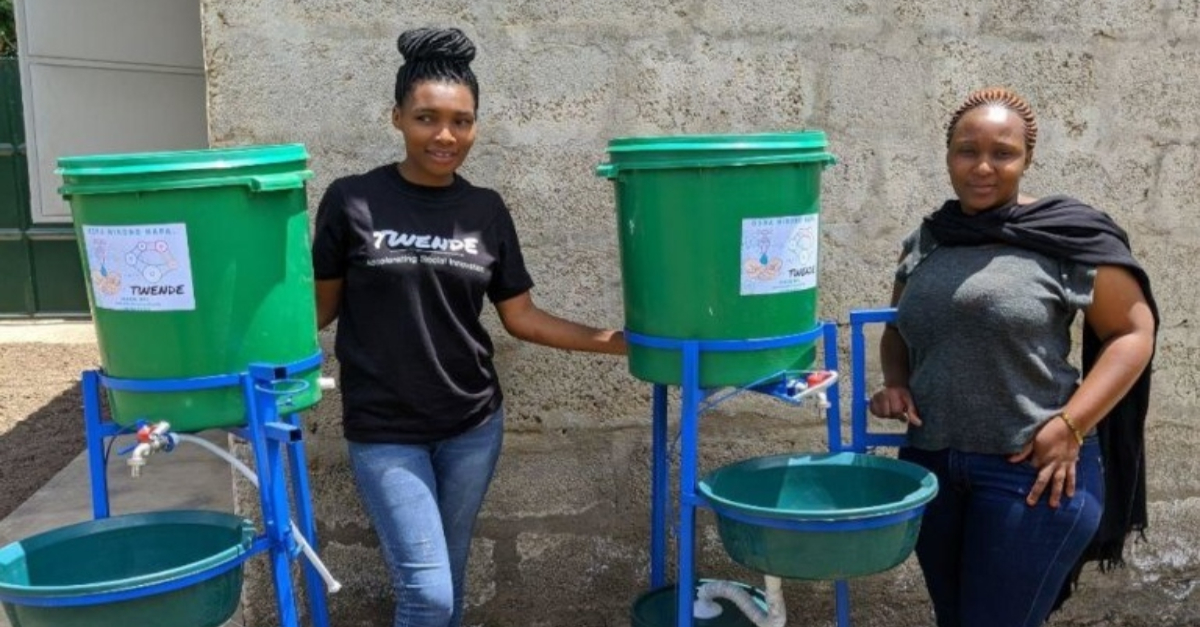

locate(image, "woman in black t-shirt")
[[312, 27, 625, 627]]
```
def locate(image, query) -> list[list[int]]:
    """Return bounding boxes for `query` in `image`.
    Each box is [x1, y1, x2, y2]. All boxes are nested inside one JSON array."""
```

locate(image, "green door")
[[0, 57, 88, 317]]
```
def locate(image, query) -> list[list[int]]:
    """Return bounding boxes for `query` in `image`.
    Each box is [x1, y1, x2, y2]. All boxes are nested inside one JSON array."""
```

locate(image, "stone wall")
[[201, 1, 1200, 624]]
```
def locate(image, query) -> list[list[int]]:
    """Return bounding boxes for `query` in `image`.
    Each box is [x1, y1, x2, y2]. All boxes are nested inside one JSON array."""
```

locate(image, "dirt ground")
[[0, 333, 99, 520]]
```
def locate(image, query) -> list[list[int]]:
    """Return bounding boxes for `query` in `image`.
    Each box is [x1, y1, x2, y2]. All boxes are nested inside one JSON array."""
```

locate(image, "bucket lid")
[[597, 131, 835, 178], [57, 144, 312, 196]]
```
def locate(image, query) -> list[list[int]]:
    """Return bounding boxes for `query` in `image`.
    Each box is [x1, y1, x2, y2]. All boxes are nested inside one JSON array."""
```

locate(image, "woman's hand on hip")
[[868, 386, 922, 426], [1008, 419, 1081, 508]]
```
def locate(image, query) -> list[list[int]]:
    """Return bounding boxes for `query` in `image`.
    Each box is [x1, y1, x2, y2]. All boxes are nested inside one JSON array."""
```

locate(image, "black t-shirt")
[[311, 164, 534, 443]]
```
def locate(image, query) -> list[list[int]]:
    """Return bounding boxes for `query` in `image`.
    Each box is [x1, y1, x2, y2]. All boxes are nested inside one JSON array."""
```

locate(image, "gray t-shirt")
[[894, 226, 1096, 454]]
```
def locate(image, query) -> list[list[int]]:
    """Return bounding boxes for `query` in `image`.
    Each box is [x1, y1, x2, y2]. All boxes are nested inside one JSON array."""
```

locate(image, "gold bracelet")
[[1058, 412, 1085, 446]]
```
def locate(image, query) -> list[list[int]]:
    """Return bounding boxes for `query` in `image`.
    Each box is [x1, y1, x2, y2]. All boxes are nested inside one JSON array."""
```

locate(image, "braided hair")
[[945, 88, 1038, 152], [394, 27, 480, 111]]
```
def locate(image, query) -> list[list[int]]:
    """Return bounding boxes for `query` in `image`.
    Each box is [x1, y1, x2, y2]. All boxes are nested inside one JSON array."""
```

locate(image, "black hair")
[[394, 27, 480, 111], [945, 87, 1038, 152]]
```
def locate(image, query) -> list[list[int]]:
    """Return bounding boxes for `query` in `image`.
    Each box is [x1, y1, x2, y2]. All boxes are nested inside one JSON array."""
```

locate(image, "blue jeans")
[[348, 408, 505, 627], [899, 440, 1103, 627]]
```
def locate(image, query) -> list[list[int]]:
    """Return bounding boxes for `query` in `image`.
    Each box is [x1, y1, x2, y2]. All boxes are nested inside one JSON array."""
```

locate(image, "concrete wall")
[[200, 1, 1200, 625]]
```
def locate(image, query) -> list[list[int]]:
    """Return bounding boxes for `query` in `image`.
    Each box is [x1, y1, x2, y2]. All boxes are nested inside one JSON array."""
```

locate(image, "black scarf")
[[922, 195, 1159, 611]]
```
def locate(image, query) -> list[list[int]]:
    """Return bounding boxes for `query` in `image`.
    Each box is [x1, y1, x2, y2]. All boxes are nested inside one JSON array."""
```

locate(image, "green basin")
[[0, 510, 255, 627], [699, 452, 938, 580]]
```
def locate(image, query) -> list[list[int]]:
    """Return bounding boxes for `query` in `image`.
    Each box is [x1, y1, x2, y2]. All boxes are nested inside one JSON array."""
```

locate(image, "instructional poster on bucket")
[[81, 223, 196, 311], [740, 215, 819, 296]]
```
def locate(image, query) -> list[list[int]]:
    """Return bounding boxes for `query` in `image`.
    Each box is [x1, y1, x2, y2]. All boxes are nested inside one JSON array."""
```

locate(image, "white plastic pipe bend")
[[696, 576, 786, 627]]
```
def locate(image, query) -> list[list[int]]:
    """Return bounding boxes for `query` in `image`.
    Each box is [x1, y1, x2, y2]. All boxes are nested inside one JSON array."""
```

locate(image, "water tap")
[[784, 370, 838, 410], [128, 421, 174, 477]]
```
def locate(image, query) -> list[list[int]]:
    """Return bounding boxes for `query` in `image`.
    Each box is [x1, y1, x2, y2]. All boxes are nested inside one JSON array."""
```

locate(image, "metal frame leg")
[[650, 385, 670, 589], [242, 371, 302, 627], [675, 341, 702, 627], [282, 409, 331, 627], [823, 322, 844, 454], [835, 580, 852, 626], [822, 323, 853, 627], [82, 370, 112, 520]]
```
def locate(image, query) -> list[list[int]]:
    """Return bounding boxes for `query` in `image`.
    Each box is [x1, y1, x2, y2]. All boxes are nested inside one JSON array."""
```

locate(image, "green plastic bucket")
[[698, 452, 938, 580], [597, 132, 836, 387], [57, 144, 321, 431], [631, 581, 766, 627], [0, 510, 255, 627]]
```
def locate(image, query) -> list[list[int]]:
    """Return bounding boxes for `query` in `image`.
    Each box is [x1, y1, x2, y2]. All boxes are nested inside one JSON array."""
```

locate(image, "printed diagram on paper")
[[740, 214, 819, 296], [82, 223, 196, 311]]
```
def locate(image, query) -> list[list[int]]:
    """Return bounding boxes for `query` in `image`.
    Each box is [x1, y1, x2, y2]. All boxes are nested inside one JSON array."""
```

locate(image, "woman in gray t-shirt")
[[869, 88, 1156, 627]]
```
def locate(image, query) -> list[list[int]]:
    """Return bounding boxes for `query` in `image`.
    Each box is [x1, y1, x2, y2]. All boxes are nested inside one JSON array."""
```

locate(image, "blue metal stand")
[[80, 353, 330, 627], [629, 322, 850, 627], [631, 308, 904, 627]]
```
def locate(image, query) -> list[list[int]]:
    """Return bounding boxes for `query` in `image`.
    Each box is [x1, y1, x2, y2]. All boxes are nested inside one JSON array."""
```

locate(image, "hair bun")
[[397, 27, 476, 65]]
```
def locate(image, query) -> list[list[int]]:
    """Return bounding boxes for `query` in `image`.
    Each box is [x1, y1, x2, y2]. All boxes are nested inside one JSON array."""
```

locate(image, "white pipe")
[[174, 434, 343, 594], [696, 577, 786, 627], [763, 576, 786, 627]]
